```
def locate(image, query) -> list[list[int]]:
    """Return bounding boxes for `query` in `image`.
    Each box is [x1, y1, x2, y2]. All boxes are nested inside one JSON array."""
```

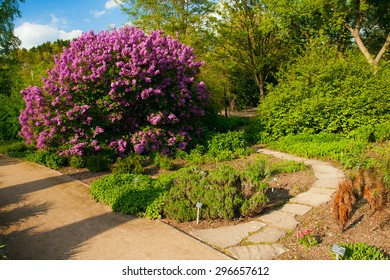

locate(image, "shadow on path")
[[3, 212, 131, 260]]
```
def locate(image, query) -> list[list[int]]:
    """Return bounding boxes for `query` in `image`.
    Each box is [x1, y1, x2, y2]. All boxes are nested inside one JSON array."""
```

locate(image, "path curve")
[[190, 148, 345, 259], [0, 155, 230, 260]]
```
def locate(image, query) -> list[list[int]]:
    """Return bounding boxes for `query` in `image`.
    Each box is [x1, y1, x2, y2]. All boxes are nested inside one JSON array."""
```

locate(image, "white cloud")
[[50, 14, 67, 28], [105, 0, 120, 9], [15, 22, 83, 49], [90, 9, 107, 18]]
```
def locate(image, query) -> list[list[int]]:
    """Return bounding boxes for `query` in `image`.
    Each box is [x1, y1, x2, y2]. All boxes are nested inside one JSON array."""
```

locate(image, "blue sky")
[[14, 0, 129, 49]]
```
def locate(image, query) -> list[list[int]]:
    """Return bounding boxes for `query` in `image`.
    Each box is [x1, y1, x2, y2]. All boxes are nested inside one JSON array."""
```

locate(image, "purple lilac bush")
[[19, 27, 209, 156]]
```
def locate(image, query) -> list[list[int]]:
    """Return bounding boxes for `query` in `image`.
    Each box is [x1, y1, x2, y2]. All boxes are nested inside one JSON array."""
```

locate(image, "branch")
[[375, 33, 390, 65]]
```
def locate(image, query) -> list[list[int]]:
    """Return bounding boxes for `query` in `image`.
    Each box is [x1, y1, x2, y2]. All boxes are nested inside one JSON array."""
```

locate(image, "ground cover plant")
[[18, 26, 209, 158]]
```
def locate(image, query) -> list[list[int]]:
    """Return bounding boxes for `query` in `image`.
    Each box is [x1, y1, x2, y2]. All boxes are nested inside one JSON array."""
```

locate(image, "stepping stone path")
[[190, 148, 345, 260]]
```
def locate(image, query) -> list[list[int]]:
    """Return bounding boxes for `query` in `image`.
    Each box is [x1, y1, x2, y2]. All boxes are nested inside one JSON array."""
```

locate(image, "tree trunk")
[[254, 73, 265, 101]]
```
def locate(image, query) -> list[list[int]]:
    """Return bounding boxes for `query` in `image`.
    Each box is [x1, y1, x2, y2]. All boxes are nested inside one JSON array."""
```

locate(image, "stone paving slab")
[[190, 221, 266, 249], [312, 177, 343, 189], [308, 187, 337, 196], [257, 211, 298, 230], [229, 244, 288, 260], [246, 227, 286, 243], [279, 203, 312, 215], [289, 192, 331, 207]]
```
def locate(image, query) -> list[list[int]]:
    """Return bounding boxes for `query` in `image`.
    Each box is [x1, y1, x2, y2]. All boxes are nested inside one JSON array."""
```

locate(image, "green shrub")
[[112, 154, 144, 174], [25, 150, 67, 170], [90, 174, 165, 216], [186, 145, 206, 165], [153, 153, 175, 170], [335, 243, 388, 260], [373, 121, 390, 142], [162, 165, 269, 222], [258, 47, 390, 139], [69, 155, 85, 168], [207, 130, 248, 161], [86, 155, 111, 172]]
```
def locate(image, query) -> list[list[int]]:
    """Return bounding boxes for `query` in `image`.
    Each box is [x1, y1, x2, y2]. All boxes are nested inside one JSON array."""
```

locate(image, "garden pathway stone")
[[246, 227, 286, 243], [190, 221, 266, 249], [279, 203, 312, 216], [229, 244, 288, 260]]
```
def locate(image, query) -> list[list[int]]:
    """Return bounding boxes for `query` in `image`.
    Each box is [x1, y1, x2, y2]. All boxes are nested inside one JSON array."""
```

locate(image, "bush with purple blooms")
[[19, 27, 209, 157]]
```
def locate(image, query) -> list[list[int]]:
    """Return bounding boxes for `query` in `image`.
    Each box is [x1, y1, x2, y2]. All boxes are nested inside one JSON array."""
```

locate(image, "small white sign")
[[196, 202, 203, 208]]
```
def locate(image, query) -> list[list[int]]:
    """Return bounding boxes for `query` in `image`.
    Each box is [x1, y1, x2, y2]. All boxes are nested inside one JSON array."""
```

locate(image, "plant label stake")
[[331, 244, 346, 260], [196, 202, 203, 225]]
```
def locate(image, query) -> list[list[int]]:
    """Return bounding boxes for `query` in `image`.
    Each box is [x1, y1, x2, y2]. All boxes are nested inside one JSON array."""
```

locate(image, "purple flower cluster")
[[19, 27, 209, 156]]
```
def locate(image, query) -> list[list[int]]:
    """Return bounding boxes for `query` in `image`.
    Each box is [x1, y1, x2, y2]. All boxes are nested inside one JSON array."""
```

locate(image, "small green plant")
[[69, 155, 85, 168], [297, 228, 319, 248], [207, 130, 248, 161], [86, 155, 111, 172], [25, 150, 67, 170], [333, 243, 388, 260], [0, 244, 7, 260], [153, 153, 175, 170], [90, 174, 165, 216], [112, 154, 144, 174], [186, 145, 206, 165]]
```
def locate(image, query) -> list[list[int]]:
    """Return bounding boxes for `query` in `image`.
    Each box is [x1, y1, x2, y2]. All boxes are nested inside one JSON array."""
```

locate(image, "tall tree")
[[0, 0, 24, 55], [344, 0, 390, 72], [118, 0, 216, 51], [216, 0, 288, 101]]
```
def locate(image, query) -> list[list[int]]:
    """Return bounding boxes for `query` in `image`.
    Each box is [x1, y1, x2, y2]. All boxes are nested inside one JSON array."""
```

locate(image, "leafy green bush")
[[258, 47, 390, 139], [186, 145, 206, 165], [336, 243, 388, 260], [162, 165, 269, 222], [112, 154, 144, 174], [207, 130, 248, 161], [69, 155, 85, 168], [153, 153, 175, 170], [25, 150, 67, 170], [90, 174, 166, 216], [0, 141, 32, 157], [86, 155, 111, 172]]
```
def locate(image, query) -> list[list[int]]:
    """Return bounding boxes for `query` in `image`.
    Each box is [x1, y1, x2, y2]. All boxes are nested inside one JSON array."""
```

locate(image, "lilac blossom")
[[19, 26, 209, 156]]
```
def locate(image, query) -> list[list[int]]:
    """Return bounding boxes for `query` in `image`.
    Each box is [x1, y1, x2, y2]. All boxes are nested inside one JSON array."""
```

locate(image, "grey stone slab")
[[308, 187, 336, 196], [190, 221, 266, 249], [312, 164, 338, 172], [279, 203, 312, 215], [229, 244, 288, 260], [258, 211, 299, 229], [312, 177, 343, 189], [289, 192, 331, 207], [247, 227, 286, 243]]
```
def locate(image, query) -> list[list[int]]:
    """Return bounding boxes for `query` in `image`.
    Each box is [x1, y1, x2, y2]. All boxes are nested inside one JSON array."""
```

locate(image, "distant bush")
[[86, 155, 111, 172], [25, 150, 67, 170], [258, 47, 390, 139], [69, 155, 85, 168], [207, 130, 249, 161], [112, 154, 144, 174], [153, 153, 175, 170]]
